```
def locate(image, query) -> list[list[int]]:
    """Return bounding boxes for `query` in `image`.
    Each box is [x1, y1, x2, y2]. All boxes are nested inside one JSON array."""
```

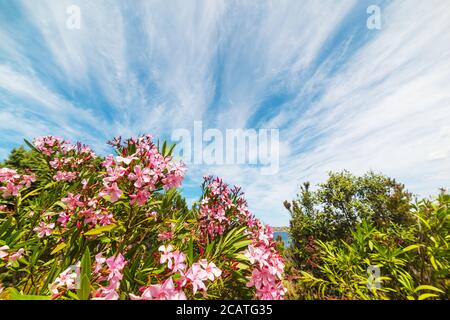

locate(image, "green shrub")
[[287, 186, 449, 300], [284, 171, 413, 269], [0, 135, 286, 300]]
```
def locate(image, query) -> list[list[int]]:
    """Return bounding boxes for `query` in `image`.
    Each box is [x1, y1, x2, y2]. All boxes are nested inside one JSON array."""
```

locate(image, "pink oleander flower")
[[94, 253, 106, 273], [79, 145, 96, 157], [53, 171, 77, 182], [146, 211, 158, 218], [199, 259, 222, 281], [0, 168, 19, 181], [158, 231, 173, 241], [0, 282, 3, 294], [33, 222, 55, 238], [33, 136, 65, 156], [93, 286, 120, 300], [97, 211, 114, 226], [215, 208, 227, 223], [267, 255, 285, 280], [130, 190, 150, 206], [105, 254, 127, 282], [185, 263, 208, 294], [162, 162, 186, 190], [199, 176, 287, 300], [130, 278, 186, 300], [158, 245, 174, 269], [0, 245, 9, 259], [7, 248, 24, 266], [92, 253, 126, 300], [246, 268, 274, 291], [62, 193, 83, 209], [57, 212, 71, 227], [244, 245, 270, 269], [171, 251, 186, 272], [102, 155, 115, 168], [21, 174, 36, 187], [99, 182, 123, 203], [50, 265, 79, 294], [0, 182, 22, 198], [49, 158, 61, 169], [104, 166, 127, 183], [257, 227, 273, 246], [128, 165, 152, 188]]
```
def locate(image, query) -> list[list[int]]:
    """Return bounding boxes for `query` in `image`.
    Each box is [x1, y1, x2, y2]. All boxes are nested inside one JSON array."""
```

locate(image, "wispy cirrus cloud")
[[0, 0, 449, 226]]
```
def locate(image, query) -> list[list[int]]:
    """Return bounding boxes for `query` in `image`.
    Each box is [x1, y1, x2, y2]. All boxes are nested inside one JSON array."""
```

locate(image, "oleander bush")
[[285, 172, 449, 300], [0, 135, 286, 300]]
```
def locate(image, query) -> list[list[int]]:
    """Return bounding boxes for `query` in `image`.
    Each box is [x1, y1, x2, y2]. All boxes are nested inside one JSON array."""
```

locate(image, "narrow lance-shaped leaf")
[[78, 247, 92, 300]]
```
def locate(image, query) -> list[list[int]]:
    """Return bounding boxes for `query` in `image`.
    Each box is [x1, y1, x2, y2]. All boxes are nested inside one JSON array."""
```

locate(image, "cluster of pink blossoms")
[[33, 221, 55, 238], [49, 253, 126, 300], [130, 277, 186, 300], [182, 259, 222, 295], [130, 245, 222, 300], [244, 225, 286, 300], [33, 136, 96, 182], [199, 176, 260, 240], [0, 168, 35, 199], [92, 253, 127, 300], [50, 263, 80, 294], [159, 245, 222, 296], [58, 190, 114, 230], [99, 135, 185, 206], [0, 245, 25, 267], [200, 176, 287, 300], [199, 177, 237, 239]]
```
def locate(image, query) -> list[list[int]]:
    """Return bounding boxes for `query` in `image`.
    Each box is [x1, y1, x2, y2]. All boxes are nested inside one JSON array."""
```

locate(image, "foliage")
[[0, 135, 286, 300], [286, 171, 449, 300], [284, 171, 413, 268]]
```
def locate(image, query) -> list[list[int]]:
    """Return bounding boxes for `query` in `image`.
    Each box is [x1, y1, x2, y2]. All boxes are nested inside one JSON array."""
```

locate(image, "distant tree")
[[1, 145, 51, 182], [285, 170, 413, 267], [1, 146, 34, 171]]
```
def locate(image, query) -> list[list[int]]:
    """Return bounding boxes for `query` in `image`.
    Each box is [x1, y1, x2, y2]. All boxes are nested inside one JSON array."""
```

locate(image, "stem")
[[119, 206, 137, 253]]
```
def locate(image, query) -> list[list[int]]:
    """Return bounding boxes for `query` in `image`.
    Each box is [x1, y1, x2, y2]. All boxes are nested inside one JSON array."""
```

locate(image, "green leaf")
[[187, 238, 194, 264], [232, 239, 252, 250], [414, 285, 444, 293], [167, 143, 176, 157], [78, 247, 92, 300], [51, 242, 67, 255], [9, 288, 51, 300], [235, 262, 250, 270], [78, 274, 91, 300], [414, 213, 431, 230], [162, 141, 167, 156], [430, 256, 439, 270], [418, 293, 439, 300], [205, 240, 215, 257], [67, 290, 80, 300], [23, 139, 40, 154], [401, 244, 420, 253], [83, 224, 117, 236], [40, 261, 60, 295]]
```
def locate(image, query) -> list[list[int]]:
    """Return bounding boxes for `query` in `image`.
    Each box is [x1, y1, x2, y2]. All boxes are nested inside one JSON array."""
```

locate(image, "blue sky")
[[1, 0, 450, 226]]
